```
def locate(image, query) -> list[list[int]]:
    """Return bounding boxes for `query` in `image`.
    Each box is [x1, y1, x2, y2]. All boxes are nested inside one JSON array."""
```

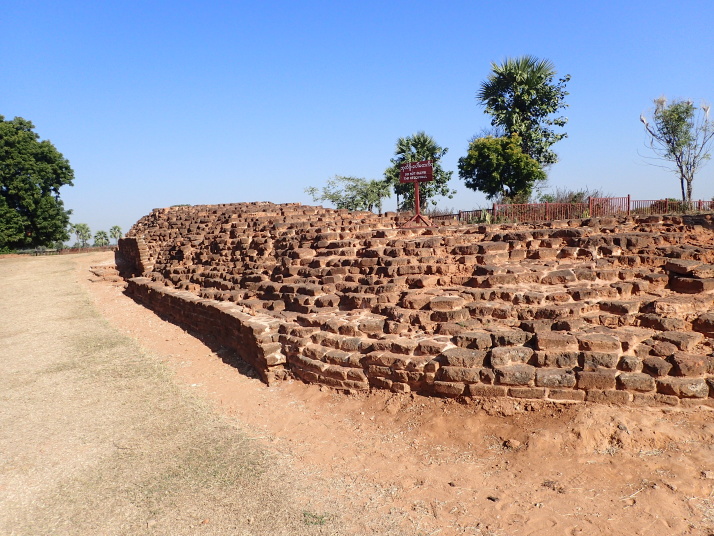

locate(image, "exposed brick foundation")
[[117, 202, 714, 407]]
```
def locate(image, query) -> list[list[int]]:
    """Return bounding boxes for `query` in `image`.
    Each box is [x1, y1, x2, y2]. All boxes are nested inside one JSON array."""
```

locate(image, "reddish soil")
[[81, 252, 714, 536]]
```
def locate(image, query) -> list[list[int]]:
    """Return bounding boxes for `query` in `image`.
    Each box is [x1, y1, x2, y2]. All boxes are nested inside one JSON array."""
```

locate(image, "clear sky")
[[2, 0, 713, 237]]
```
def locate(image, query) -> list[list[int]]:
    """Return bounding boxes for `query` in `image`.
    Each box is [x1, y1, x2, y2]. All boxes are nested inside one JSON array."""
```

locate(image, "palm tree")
[[477, 55, 569, 166], [72, 223, 91, 250], [94, 230, 109, 247], [109, 225, 123, 245]]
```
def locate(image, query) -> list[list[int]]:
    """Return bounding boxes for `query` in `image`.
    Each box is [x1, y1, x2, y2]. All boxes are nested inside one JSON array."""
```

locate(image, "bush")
[[538, 187, 610, 204]]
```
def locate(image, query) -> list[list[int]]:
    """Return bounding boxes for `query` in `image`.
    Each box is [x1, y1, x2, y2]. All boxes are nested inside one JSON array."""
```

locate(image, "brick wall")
[[117, 202, 714, 407]]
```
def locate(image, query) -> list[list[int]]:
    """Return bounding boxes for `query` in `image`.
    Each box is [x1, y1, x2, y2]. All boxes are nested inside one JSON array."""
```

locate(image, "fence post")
[[627, 195, 631, 216], [699, 200, 703, 212], [545, 202, 549, 221], [589, 197, 593, 217], [665, 198, 669, 214], [458, 210, 462, 222]]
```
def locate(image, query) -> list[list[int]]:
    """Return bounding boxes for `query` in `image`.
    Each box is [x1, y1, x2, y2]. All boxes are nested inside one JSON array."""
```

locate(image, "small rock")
[[503, 439, 522, 450], [701, 470, 714, 480], [487, 495, 499, 502]]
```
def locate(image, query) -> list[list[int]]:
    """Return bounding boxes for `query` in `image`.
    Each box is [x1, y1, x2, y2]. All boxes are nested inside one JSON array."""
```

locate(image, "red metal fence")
[[430, 196, 714, 224]]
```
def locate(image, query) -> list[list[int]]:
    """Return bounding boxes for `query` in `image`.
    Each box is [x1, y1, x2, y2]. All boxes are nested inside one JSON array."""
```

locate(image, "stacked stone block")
[[117, 202, 714, 406]]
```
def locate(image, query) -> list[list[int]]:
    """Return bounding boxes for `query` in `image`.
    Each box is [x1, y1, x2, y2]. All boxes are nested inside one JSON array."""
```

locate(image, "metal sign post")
[[399, 160, 434, 227]]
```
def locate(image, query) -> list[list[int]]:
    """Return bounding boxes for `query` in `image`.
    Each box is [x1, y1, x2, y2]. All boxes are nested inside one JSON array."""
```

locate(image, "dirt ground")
[[3, 252, 714, 535]]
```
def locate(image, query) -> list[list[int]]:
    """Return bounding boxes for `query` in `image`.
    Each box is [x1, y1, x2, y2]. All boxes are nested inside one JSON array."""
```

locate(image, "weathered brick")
[[637, 314, 687, 332], [436, 366, 481, 383], [433, 381, 466, 397], [534, 351, 580, 368], [369, 376, 393, 389], [617, 372, 656, 392], [577, 370, 617, 390], [669, 276, 714, 294], [692, 312, 714, 334], [495, 364, 535, 386], [291, 353, 327, 373], [416, 339, 450, 355], [650, 341, 678, 357], [346, 368, 368, 382], [535, 332, 578, 351], [364, 351, 410, 369], [653, 331, 703, 352], [454, 331, 493, 350], [490, 346, 534, 366], [540, 269, 577, 285], [586, 390, 631, 404], [491, 329, 530, 347], [439, 347, 488, 367], [656, 377, 709, 398], [391, 382, 411, 393], [582, 351, 620, 370], [577, 333, 622, 353], [509, 387, 546, 399], [535, 368, 576, 388], [392, 370, 425, 384], [618, 355, 642, 372], [468, 384, 507, 398], [642, 356, 673, 377], [670, 352, 709, 377], [429, 295, 466, 311], [431, 308, 470, 323]]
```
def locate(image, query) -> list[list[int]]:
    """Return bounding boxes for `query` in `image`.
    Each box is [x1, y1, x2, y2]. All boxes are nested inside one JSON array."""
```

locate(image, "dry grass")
[[0, 255, 350, 535]]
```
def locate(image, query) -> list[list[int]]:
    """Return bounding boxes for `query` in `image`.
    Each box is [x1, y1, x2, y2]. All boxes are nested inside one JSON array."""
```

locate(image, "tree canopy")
[[477, 56, 569, 167], [383, 132, 455, 211], [0, 115, 74, 249], [94, 230, 109, 247], [640, 97, 713, 205], [458, 135, 546, 202], [71, 223, 91, 248], [305, 176, 391, 213], [110, 225, 123, 244]]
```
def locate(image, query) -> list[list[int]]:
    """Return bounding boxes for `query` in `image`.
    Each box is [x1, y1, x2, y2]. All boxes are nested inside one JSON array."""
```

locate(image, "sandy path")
[[0, 253, 373, 535]]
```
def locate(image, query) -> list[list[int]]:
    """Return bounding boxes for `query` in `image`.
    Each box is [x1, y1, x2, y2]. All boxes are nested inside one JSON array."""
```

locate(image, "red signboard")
[[399, 160, 434, 183]]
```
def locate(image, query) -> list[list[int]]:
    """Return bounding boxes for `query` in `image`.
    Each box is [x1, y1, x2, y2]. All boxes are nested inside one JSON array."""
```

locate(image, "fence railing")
[[429, 196, 714, 224]]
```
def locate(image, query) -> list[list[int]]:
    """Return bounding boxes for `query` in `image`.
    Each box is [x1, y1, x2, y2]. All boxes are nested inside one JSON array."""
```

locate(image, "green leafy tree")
[[305, 176, 391, 213], [383, 131, 455, 211], [458, 135, 546, 202], [477, 56, 569, 166], [109, 225, 123, 244], [72, 223, 91, 249], [93, 230, 109, 247], [0, 115, 74, 249], [640, 97, 714, 205]]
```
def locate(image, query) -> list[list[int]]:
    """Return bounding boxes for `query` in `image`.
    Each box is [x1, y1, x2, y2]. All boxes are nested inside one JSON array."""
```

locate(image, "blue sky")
[[2, 0, 713, 237]]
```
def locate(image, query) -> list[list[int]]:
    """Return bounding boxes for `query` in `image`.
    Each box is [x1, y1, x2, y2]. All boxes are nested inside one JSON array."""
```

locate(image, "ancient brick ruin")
[[116, 202, 714, 407]]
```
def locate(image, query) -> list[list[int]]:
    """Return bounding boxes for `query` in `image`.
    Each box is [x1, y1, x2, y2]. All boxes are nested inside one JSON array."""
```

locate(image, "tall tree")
[[477, 56, 569, 166], [93, 230, 109, 247], [109, 225, 123, 244], [383, 131, 455, 211], [305, 176, 391, 213], [458, 135, 546, 202], [640, 97, 713, 205], [0, 115, 74, 249], [72, 223, 91, 249]]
